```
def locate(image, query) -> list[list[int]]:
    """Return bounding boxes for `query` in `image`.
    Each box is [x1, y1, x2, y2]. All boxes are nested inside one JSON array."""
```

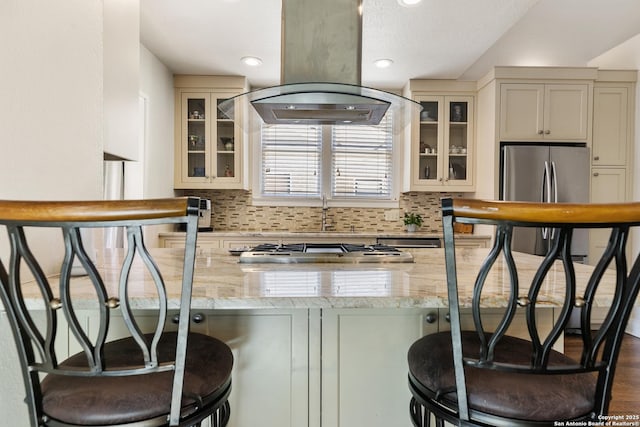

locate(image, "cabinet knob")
[[445, 312, 451, 323], [171, 313, 205, 324], [544, 130, 551, 135], [594, 156, 600, 161], [425, 312, 437, 324], [537, 130, 544, 135], [439, 177, 443, 182], [593, 172, 599, 177]]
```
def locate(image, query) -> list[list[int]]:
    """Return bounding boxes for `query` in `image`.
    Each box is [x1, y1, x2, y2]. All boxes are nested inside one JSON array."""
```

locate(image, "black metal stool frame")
[[0, 197, 231, 427], [409, 198, 640, 427]]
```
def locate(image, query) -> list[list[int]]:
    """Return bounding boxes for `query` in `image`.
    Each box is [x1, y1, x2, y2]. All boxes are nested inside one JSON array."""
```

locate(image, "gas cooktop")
[[238, 243, 414, 264]]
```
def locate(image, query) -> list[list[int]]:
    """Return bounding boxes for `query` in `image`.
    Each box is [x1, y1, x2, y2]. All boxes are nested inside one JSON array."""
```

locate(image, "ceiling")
[[140, 0, 640, 90]]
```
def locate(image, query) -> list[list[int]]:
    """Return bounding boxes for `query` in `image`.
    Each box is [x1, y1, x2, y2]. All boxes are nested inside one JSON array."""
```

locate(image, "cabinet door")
[[159, 235, 222, 249], [410, 95, 474, 191], [76, 309, 310, 427], [180, 92, 212, 185], [499, 84, 544, 140], [454, 236, 490, 248], [175, 91, 245, 190], [205, 309, 309, 427], [321, 308, 437, 427], [415, 97, 443, 186], [500, 83, 589, 141], [444, 96, 474, 189], [212, 94, 243, 188], [544, 84, 589, 140], [589, 168, 627, 265], [592, 86, 629, 167]]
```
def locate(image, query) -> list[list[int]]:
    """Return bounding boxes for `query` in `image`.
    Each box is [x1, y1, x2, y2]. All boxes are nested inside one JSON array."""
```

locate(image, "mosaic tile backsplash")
[[177, 190, 463, 233]]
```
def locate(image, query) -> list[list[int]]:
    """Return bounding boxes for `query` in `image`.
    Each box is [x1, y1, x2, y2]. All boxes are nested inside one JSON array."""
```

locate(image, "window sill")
[[251, 197, 399, 209]]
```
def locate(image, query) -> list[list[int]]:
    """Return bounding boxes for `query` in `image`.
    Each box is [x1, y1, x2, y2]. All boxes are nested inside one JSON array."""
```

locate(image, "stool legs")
[[410, 397, 446, 427]]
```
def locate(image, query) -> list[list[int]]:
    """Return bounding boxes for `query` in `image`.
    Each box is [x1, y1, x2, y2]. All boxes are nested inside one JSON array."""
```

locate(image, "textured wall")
[[177, 190, 462, 233]]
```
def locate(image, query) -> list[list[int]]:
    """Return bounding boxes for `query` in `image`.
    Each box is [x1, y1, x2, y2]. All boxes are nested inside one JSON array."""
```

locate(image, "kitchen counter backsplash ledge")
[[176, 190, 465, 233], [160, 231, 489, 240]]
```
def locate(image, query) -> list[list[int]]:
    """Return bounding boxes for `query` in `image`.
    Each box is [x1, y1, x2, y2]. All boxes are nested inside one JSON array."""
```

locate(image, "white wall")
[[589, 35, 640, 337], [103, 0, 140, 160], [139, 44, 177, 247], [139, 45, 176, 199], [0, 0, 104, 274], [0, 0, 104, 200], [0, 1, 105, 422]]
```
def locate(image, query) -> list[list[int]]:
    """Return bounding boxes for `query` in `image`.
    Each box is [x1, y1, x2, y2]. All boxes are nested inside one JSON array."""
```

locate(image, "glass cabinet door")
[[216, 97, 236, 179], [183, 94, 210, 181], [412, 94, 473, 190], [179, 93, 242, 187], [418, 99, 441, 183], [446, 99, 470, 183]]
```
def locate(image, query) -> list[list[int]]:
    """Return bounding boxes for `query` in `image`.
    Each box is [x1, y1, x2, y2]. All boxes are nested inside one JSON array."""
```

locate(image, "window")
[[332, 115, 393, 198], [261, 125, 321, 197], [257, 114, 396, 206]]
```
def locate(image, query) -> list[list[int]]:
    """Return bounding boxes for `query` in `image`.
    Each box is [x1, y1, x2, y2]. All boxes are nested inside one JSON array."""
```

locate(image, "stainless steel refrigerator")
[[501, 144, 590, 260]]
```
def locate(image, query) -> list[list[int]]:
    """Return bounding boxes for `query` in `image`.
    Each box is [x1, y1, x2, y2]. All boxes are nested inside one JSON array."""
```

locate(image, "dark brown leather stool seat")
[[408, 331, 597, 422], [41, 332, 233, 425]]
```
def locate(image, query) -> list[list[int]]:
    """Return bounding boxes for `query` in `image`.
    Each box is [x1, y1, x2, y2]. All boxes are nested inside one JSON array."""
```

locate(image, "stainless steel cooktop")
[[238, 243, 414, 264]]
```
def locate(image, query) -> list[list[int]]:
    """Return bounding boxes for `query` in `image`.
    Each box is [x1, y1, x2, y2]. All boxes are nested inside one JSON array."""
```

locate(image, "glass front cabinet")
[[174, 76, 248, 190], [405, 92, 475, 192]]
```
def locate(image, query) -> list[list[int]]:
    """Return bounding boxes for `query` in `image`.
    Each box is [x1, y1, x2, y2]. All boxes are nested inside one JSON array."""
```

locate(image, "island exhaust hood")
[[218, 0, 420, 126]]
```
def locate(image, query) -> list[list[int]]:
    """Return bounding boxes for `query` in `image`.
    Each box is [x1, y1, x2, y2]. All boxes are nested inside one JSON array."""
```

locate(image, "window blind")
[[331, 114, 393, 198], [261, 124, 322, 196]]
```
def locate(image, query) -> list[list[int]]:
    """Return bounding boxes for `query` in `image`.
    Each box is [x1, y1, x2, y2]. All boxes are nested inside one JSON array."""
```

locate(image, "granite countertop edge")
[[159, 231, 490, 239]]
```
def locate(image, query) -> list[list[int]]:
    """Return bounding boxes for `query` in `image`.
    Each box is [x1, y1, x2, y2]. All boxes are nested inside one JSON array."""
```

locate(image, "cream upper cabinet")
[[499, 83, 589, 141], [403, 82, 475, 192], [174, 76, 248, 190], [592, 85, 630, 167]]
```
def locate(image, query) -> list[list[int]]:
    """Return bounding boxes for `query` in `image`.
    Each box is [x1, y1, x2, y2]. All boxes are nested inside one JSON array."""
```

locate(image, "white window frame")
[[251, 116, 402, 208]]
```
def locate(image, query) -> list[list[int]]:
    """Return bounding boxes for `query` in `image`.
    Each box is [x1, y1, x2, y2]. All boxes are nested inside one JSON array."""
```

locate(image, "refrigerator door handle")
[[540, 162, 547, 203], [550, 161, 558, 203], [550, 161, 559, 240], [541, 161, 551, 240]]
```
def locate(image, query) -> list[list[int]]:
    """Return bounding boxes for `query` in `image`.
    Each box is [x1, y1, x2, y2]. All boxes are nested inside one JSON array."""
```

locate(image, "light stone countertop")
[[20, 248, 617, 311], [159, 231, 491, 240]]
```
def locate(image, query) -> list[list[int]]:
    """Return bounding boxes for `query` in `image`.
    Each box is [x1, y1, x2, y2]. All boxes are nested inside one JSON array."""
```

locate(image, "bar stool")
[[408, 198, 640, 426], [0, 197, 232, 426]]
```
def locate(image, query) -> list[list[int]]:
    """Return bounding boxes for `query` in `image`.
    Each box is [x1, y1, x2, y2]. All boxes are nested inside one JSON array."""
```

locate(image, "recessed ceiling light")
[[241, 56, 263, 67], [397, 0, 422, 6], [374, 59, 394, 68]]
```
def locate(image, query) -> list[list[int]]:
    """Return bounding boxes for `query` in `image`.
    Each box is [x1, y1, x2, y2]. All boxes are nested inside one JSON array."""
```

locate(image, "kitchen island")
[[158, 230, 492, 250], [4, 247, 617, 427]]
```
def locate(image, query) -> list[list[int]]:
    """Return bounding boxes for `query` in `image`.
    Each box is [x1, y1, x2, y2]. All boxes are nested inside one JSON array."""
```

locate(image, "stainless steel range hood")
[[218, 0, 420, 126]]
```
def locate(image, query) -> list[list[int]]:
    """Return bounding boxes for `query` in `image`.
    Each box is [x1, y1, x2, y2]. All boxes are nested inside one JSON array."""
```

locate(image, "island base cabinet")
[[3, 306, 561, 427], [71, 309, 311, 427], [321, 308, 438, 427], [320, 307, 559, 427], [1, 311, 70, 427], [203, 309, 311, 427]]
